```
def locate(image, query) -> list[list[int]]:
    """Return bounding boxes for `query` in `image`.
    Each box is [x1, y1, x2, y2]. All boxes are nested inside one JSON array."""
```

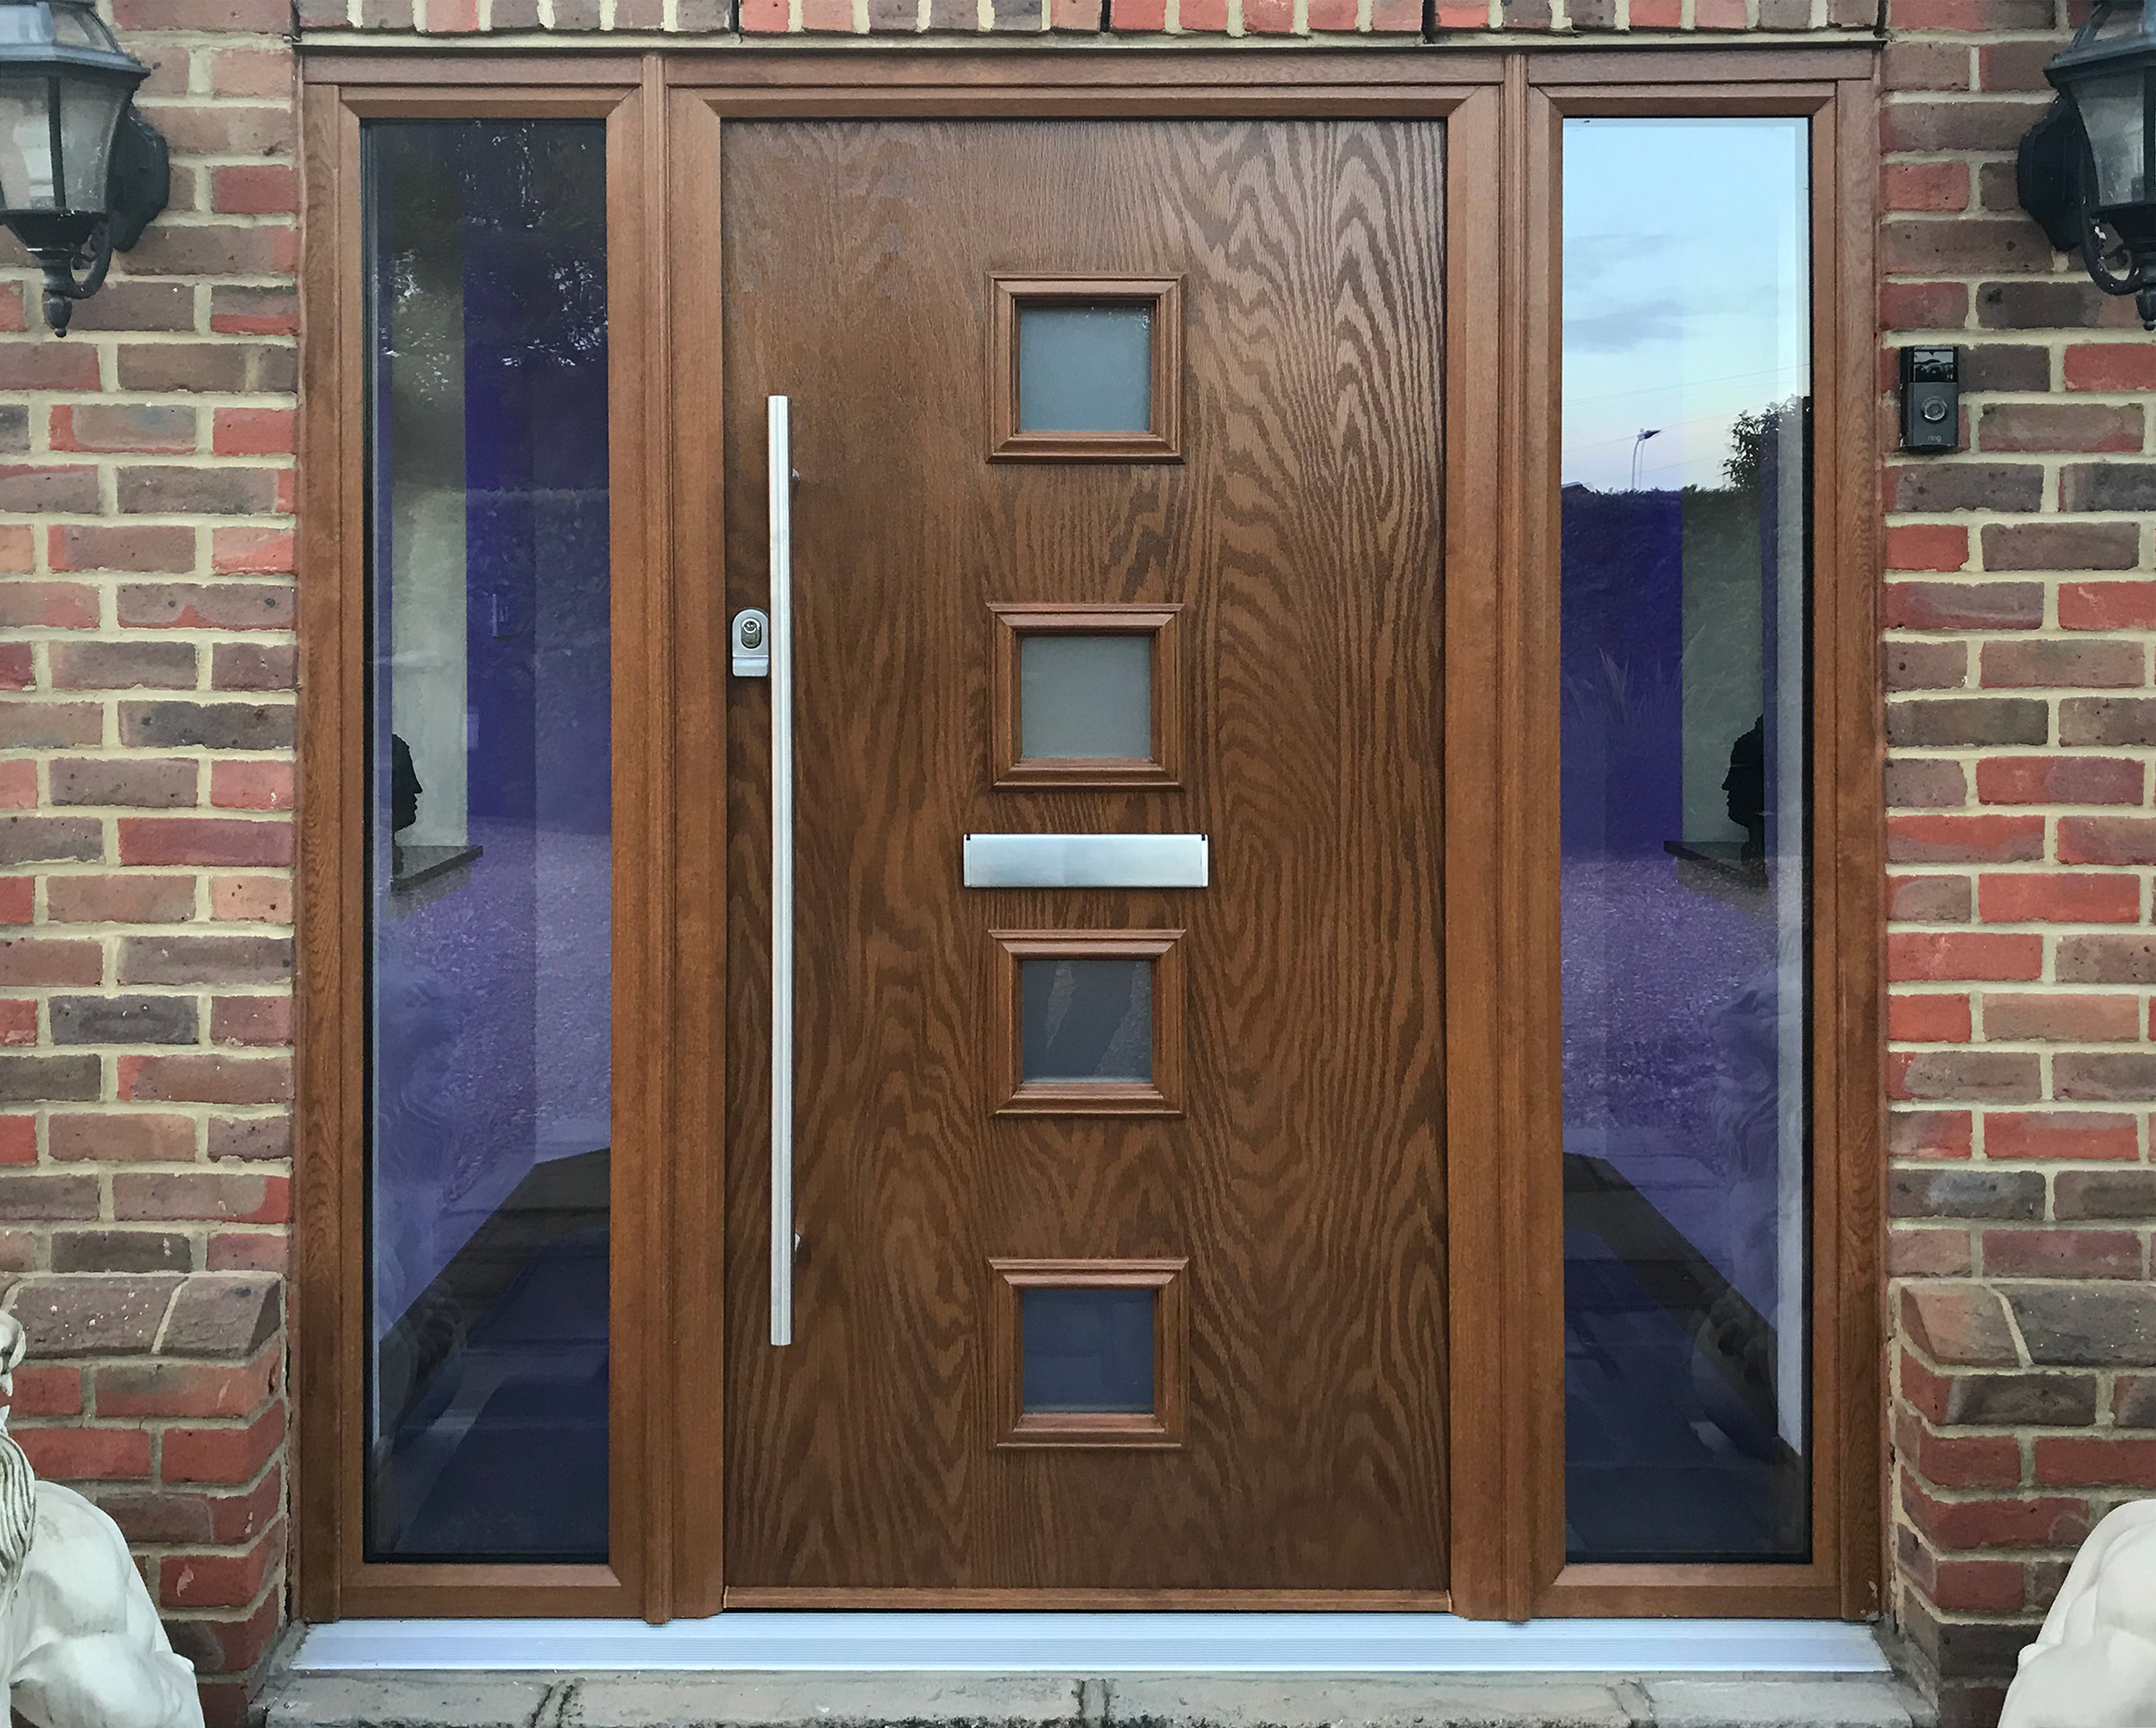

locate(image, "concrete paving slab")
[[256, 1674, 559, 1728], [1102, 1675, 1637, 1726], [1634, 1678, 1924, 1728], [578, 1674, 1095, 1727], [257, 1669, 1932, 1728]]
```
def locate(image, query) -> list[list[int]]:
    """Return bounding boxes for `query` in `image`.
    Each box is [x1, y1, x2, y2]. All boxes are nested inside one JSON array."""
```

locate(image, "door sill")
[[290, 1611, 1892, 1674]]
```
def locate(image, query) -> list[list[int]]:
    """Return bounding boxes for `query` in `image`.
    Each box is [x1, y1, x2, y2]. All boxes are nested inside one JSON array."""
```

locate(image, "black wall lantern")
[[0, 0, 168, 335], [2020, 0, 2156, 329]]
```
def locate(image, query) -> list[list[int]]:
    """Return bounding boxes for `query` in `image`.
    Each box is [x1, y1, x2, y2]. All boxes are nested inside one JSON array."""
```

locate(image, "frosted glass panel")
[[1021, 634, 1152, 761], [1022, 958, 1152, 1082], [1018, 305, 1152, 433], [1022, 1286, 1156, 1413]]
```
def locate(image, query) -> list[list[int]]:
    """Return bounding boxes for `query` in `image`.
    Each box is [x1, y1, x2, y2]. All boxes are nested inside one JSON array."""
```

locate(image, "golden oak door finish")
[[722, 119, 1448, 1599]]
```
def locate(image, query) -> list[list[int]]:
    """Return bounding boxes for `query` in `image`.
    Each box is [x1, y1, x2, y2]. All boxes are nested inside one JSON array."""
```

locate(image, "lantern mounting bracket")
[[106, 108, 169, 253], [2017, 98, 2090, 256], [30, 221, 114, 338]]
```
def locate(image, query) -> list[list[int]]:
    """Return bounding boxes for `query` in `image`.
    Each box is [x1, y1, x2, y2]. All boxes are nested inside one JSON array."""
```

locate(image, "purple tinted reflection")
[[1560, 118, 1810, 1562], [366, 121, 611, 1563]]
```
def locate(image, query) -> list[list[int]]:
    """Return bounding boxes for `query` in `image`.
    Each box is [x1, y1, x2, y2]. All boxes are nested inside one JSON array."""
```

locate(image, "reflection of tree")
[[380, 122, 605, 379], [1723, 396, 1802, 492]]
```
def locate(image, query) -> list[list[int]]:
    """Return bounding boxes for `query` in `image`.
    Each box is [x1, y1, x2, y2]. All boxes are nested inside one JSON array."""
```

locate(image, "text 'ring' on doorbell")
[[1899, 345, 1960, 453]]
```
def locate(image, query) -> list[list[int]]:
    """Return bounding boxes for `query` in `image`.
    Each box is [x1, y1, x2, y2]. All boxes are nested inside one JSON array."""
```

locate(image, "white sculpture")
[[2000, 1498, 2156, 1728], [0, 1310, 205, 1728]]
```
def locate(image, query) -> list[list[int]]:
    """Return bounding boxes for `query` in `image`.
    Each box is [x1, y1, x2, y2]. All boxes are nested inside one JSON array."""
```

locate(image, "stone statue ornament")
[[1999, 1498, 2156, 1728], [0, 1310, 205, 1728]]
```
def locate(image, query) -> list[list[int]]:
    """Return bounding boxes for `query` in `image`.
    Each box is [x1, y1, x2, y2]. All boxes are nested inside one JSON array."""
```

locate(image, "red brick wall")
[[4, 0, 2148, 1721], [1879, 3, 2156, 1723], [0, 0, 295, 1717]]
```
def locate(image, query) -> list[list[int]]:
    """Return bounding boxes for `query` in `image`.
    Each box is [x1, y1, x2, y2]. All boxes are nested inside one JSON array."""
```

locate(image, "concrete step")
[[256, 1671, 1934, 1728]]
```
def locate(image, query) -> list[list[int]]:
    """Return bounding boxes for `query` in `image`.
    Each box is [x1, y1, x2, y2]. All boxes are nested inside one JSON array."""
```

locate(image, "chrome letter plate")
[[963, 833, 1209, 890]]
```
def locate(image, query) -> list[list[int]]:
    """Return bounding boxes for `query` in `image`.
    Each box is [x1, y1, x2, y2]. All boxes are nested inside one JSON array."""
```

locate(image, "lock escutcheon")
[[732, 607, 772, 678]]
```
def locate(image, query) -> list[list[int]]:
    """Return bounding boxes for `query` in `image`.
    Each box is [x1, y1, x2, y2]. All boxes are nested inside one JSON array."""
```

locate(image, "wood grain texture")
[[661, 80, 730, 1624], [292, 47, 1884, 1623], [293, 79, 359, 1626], [721, 118, 1449, 1595], [1826, 71, 1884, 1624], [619, 56, 666, 1624], [1436, 83, 1512, 1626], [1516, 71, 1567, 1621], [724, 1586, 1452, 1608]]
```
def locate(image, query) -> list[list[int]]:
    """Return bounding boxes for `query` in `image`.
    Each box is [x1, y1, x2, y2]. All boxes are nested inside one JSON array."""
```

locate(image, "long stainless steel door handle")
[[769, 396, 794, 1347]]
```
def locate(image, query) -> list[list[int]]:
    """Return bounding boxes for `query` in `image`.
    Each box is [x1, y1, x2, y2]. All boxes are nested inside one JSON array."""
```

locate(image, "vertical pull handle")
[[768, 396, 794, 1347]]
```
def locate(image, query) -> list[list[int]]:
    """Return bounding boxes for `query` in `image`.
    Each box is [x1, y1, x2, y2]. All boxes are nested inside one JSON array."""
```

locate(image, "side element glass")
[[365, 120, 611, 1563], [1559, 116, 1812, 1563]]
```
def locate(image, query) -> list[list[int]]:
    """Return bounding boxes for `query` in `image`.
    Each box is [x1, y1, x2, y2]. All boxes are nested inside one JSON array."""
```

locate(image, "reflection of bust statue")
[[1723, 717, 1766, 863], [390, 733, 422, 834], [2001, 1499, 2156, 1728]]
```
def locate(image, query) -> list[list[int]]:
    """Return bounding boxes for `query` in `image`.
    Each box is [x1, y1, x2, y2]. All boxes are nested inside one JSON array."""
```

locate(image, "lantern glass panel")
[[0, 75, 59, 211], [50, 5, 108, 48], [0, 7, 48, 44], [2075, 69, 2151, 208], [56, 77, 122, 213], [2089, 0, 2146, 41]]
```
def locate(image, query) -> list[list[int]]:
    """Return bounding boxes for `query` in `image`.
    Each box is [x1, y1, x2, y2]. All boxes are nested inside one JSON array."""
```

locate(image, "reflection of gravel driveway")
[[1561, 852, 1783, 1306], [375, 817, 614, 1331]]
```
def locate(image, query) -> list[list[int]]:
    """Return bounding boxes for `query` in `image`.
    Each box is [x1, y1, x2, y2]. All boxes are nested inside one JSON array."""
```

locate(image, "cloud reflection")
[[1564, 297, 1691, 354]]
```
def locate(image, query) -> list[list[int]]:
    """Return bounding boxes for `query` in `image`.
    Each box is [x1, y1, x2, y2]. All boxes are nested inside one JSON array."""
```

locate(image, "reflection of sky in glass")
[[1561, 119, 1809, 492]]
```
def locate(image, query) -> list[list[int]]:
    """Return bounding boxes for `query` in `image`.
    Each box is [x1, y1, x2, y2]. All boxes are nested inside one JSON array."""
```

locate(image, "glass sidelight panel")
[[364, 121, 611, 1562], [1559, 118, 1811, 1562], [1018, 304, 1153, 433], [1022, 957, 1153, 1084]]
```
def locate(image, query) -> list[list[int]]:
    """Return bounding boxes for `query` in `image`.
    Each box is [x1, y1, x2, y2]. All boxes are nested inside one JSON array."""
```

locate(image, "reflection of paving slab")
[[1563, 1156, 1803, 1562], [379, 1150, 613, 1562], [402, 1361, 607, 1559]]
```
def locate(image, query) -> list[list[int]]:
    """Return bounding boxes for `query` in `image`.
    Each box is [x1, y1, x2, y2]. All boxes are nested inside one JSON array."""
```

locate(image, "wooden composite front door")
[[720, 118, 1448, 1601]]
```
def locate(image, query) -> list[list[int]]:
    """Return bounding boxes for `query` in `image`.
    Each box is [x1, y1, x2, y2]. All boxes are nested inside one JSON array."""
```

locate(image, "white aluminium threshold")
[[292, 1612, 1891, 1675]]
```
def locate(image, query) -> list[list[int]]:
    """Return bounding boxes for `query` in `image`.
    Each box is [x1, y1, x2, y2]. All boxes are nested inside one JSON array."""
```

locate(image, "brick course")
[[1878, 0, 2156, 1718], [0, 0, 2147, 1721], [0, 0, 293, 1712]]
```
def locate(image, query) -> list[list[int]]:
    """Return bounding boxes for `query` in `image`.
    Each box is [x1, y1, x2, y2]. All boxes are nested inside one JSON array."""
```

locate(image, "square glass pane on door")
[[1021, 1285, 1157, 1414], [1017, 304, 1152, 432], [1021, 957, 1153, 1083], [1019, 632, 1152, 762]]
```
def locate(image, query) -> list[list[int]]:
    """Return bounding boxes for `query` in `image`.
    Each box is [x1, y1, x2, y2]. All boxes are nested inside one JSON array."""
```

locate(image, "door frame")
[[293, 44, 1882, 1626]]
